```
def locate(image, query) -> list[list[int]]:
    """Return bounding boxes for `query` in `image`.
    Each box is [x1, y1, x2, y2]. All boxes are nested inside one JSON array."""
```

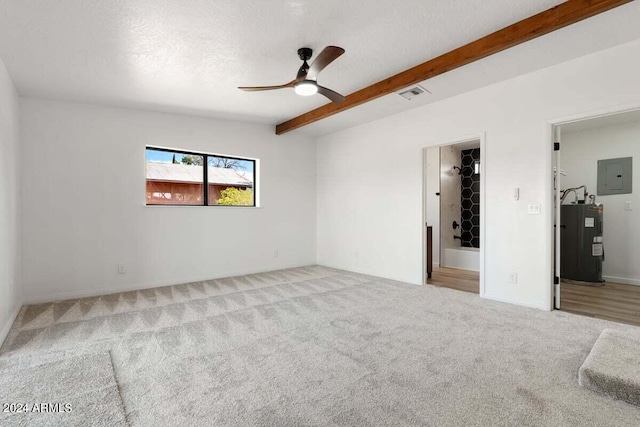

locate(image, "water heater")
[[560, 204, 604, 283]]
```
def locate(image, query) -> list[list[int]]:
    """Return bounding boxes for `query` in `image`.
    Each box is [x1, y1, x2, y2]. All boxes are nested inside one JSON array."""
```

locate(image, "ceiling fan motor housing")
[[296, 48, 312, 79], [297, 47, 313, 61]]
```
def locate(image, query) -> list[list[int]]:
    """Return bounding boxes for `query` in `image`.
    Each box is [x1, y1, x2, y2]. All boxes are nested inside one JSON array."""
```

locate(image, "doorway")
[[423, 135, 485, 295], [552, 108, 640, 326]]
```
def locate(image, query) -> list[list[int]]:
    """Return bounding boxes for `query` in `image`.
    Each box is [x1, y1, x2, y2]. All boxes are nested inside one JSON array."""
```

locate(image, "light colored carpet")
[[579, 328, 640, 406], [1, 265, 640, 426], [0, 351, 127, 426]]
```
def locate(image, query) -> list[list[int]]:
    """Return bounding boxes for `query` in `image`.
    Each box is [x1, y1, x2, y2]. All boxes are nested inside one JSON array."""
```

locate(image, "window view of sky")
[[146, 148, 253, 172]]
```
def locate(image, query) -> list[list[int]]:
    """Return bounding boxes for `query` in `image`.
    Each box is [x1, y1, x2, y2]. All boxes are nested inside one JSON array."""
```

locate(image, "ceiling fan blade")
[[317, 85, 345, 104], [307, 46, 345, 80], [238, 79, 297, 92]]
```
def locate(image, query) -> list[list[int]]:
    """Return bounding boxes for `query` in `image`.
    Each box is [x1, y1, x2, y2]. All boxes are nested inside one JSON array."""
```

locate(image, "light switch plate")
[[625, 201, 633, 211]]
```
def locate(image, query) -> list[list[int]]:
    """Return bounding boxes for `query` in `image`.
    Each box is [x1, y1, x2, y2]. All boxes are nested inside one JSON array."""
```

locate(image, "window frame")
[[145, 146, 257, 207]]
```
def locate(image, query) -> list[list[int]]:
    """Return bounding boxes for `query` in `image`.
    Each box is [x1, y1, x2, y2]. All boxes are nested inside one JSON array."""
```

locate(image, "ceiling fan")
[[238, 46, 346, 104]]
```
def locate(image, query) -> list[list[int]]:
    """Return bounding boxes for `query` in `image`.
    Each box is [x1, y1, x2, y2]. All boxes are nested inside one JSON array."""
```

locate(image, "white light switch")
[[624, 201, 633, 211], [528, 204, 541, 214]]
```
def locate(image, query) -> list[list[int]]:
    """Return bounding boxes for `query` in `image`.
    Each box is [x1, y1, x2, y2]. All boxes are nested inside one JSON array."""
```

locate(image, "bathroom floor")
[[427, 267, 479, 294]]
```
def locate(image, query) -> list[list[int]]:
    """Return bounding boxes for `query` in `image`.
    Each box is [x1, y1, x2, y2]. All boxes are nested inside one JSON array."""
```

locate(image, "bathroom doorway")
[[423, 135, 485, 295]]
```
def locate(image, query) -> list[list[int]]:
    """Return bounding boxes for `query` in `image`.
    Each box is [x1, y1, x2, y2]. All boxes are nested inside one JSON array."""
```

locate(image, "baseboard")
[[0, 302, 23, 349], [482, 292, 549, 311], [603, 275, 640, 286], [23, 262, 317, 305], [317, 262, 423, 286], [439, 265, 479, 273]]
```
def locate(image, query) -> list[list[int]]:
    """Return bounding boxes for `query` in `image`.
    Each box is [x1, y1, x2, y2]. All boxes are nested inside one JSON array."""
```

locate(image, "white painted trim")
[[0, 302, 23, 349], [23, 262, 314, 304], [546, 101, 640, 311], [422, 146, 428, 285], [548, 101, 640, 129], [546, 123, 558, 311], [554, 126, 561, 310], [483, 293, 549, 312], [603, 276, 640, 287], [478, 133, 486, 297], [422, 132, 486, 297]]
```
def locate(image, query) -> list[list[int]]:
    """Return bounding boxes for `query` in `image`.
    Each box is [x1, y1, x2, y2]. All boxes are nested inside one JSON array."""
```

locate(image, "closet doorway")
[[552, 108, 640, 325]]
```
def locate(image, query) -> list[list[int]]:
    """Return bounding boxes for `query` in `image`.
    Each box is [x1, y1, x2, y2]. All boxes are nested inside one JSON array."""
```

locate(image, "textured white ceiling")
[[304, 1, 640, 136], [0, 0, 638, 136]]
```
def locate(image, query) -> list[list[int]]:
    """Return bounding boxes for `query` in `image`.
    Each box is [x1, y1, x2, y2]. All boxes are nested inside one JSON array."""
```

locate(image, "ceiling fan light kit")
[[294, 80, 318, 96], [239, 46, 345, 104]]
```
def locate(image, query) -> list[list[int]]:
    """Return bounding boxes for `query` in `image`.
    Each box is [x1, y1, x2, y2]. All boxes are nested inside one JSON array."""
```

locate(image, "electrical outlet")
[[508, 273, 518, 284], [624, 201, 632, 211], [527, 204, 541, 214], [273, 249, 279, 258], [117, 264, 126, 274]]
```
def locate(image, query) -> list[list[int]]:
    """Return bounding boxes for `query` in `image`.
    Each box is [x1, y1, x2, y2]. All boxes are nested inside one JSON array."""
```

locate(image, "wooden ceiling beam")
[[275, 0, 632, 135]]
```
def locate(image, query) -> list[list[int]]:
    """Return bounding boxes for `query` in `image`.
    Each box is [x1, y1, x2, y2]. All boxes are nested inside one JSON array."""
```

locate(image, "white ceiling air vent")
[[398, 85, 430, 100]]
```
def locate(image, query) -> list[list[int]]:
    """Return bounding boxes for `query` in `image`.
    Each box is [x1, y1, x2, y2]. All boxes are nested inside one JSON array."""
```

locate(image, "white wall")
[[0, 56, 21, 344], [424, 146, 440, 266], [316, 38, 640, 311], [563, 120, 640, 285], [440, 145, 462, 255], [20, 99, 317, 303]]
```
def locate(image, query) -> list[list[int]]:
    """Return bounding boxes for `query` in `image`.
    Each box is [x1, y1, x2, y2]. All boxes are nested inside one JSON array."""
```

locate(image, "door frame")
[[547, 101, 640, 310], [422, 132, 486, 297]]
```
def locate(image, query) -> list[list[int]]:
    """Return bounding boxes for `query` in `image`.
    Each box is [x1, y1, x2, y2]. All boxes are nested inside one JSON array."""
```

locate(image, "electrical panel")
[[597, 157, 632, 195]]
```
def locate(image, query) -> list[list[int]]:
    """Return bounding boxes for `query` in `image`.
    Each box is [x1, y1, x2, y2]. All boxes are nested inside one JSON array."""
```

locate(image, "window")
[[145, 147, 256, 206]]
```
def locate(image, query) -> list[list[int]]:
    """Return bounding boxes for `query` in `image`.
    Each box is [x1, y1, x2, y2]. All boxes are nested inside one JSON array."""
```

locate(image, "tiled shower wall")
[[461, 148, 480, 248]]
